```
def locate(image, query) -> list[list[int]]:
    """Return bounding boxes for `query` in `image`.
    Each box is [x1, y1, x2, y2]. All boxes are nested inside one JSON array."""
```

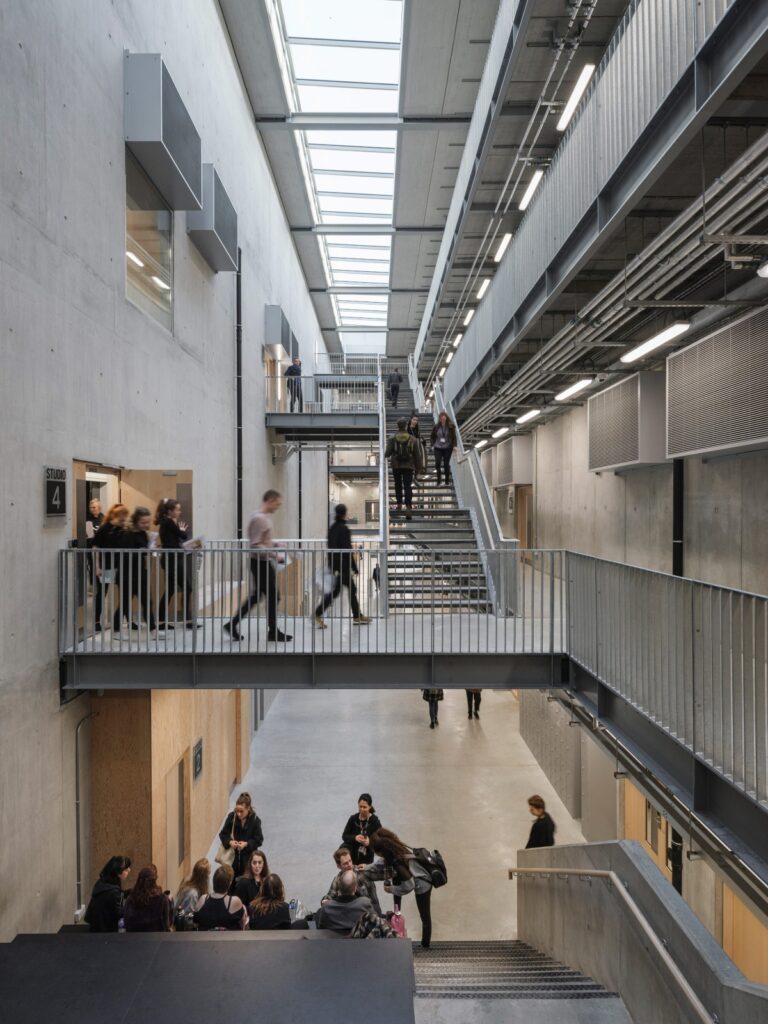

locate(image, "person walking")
[[285, 356, 303, 412], [422, 688, 444, 729], [85, 497, 103, 582], [91, 503, 130, 633], [117, 506, 157, 632], [341, 793, 381, 865], [314, 505, 371, 628], [465, 688, 482, 719], [430, 411, 457, 487], [367, 828, 436, 948], [155, 498, 194, 628], [224, 490, 292, 643], [407, 412, 425, 485], [218, 792, 264, 878], [385, 418, 422, 514], [387, 367, 402, 407], [525, 795, 556, 848]]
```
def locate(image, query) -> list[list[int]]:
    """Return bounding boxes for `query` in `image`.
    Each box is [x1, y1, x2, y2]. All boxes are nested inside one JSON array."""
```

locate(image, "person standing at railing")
[[385, 418, 422, 516], [430, 411, 457, 487], [387, 367, 402, 407], [314, 504, 371, 628], [285, 356, 303, 412], [224, 490, 293, 643]]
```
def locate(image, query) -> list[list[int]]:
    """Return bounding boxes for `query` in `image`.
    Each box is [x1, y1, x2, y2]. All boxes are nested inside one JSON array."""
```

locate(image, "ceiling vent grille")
[[667, 308, 768, 458], [588, 372, 666, 472]]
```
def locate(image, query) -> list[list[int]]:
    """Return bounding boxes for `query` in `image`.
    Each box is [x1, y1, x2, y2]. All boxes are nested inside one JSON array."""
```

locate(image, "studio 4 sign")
[[45, 466, 67, 519]]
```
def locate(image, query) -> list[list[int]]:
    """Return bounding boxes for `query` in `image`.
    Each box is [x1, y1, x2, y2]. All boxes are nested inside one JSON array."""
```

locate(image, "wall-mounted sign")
[[45, 466, 67, 519], [193, 739, 203, 780]]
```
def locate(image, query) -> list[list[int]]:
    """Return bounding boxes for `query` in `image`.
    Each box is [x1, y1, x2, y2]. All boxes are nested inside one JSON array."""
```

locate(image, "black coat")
[[525, 812, 556, 849], [159, 517, 188, 549], [342, 812, 382, 865], [219, 810, 264, 877], [233, 876, 261, 907], [327, 520, 357, 575], [85, 879, 124, 932]]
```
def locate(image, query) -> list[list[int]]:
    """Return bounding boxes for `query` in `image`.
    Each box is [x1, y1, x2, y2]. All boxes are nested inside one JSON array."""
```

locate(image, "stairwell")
[[413, 941, 632, 1023], [383, 387, 491, 613]]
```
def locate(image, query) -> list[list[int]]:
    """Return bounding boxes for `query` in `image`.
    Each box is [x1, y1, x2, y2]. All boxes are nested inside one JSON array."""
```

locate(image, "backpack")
[[392, 435, 411, 462], [413, 847, 448, 888]]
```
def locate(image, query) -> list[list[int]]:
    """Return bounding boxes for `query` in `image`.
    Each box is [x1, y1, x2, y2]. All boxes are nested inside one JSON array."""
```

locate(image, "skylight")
[[275, 0, 404, 349]]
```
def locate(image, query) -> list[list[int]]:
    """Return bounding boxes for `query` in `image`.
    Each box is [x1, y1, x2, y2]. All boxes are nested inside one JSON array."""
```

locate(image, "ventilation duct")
[[588, 372, 666, 472], [124, 52, 202, 210], [187, 165, 238, 272], [495, 435, 533, 486], [667, 308, 768, 458]]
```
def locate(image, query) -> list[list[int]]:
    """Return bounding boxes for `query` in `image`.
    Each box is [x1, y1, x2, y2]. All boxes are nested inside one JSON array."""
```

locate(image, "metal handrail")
[[265, 375, 378, 414], [508, 867, 712, 1024], [377, 369, 389, 614]]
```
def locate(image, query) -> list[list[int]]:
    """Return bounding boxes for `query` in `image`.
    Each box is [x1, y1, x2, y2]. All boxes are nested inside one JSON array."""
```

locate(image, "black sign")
[[45, 467, 67, 518], [193, 739, 203, 780]]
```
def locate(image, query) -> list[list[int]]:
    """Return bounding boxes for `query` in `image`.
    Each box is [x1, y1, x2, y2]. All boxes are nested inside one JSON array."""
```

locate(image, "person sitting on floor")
[[315, 870, 372, 935], [193, 864, 247, 931], [322, 846, 381, 914]]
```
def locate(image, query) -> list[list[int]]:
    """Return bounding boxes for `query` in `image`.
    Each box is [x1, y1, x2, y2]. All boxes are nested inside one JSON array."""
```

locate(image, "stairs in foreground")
[[413, 941, 626, 1006]]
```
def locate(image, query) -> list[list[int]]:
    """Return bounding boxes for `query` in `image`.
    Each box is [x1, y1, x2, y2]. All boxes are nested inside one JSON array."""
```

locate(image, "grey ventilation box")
[[667, 308, 768, 458], [588, 371, 666, 472], [264, 306, 291, 360], [187, 164, 238, 272], [496, 435, 532, 485], [124, 52, 202, 210]]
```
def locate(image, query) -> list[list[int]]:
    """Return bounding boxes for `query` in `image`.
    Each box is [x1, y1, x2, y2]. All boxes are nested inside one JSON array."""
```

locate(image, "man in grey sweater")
[[315, 870, 372, 934]]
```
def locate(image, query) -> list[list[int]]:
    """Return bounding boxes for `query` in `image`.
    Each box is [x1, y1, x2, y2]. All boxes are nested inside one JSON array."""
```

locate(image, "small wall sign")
[[193, 739, 203, 780], [45, 466, 67, 519]]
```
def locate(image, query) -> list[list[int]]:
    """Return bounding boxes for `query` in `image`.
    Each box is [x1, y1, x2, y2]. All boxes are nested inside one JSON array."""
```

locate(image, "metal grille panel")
[[588, 377, 639, 470], [667, 309, 768, 456]]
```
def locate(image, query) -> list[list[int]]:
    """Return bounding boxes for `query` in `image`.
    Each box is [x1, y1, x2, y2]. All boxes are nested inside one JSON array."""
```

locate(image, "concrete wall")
[[0, 0, 327, 940], [532, 404, 768, 592], [580, 731, 620, 842], [519, 690, 581, 818]]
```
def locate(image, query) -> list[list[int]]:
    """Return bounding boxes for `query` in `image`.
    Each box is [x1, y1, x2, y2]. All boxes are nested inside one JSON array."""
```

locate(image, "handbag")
[[215, 812, 236, 867], [386, 909, 408, 939]]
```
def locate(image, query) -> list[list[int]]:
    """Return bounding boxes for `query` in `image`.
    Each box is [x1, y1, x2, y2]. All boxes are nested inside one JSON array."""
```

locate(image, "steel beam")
[[321, 326, 416, 333], [292, 225, 445, 235], [311, 286, 430, 294], [256, 114, 471, 131]]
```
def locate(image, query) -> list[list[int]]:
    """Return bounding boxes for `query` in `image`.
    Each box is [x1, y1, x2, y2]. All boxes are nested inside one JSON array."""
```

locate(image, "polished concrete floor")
[[209, 687, 584, 942]]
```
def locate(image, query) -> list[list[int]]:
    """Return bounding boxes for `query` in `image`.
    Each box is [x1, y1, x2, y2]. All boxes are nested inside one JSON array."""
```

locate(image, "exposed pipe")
[[236, 247, 243, 539], [75, 710, 98, 915], [672, 459, 684, 577]]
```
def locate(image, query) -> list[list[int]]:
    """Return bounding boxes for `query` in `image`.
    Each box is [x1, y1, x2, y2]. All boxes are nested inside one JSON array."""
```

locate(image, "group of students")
[[385, 410, 458, 512], [85, 791, 443, 945], [85, 497, 194, 632]]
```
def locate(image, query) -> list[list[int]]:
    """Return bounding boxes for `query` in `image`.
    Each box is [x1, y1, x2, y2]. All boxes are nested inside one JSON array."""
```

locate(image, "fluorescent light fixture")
[[757, 260, 768, 279], [620, 322, 690, 364], [439, 367, 446, 378], [477, 278, 490, 299], [492, 426, 509, 439], [555, 377, 594, 402], [516, 409, 540, 424], [475, 439, 488, 449], [445, 352, 453, 364], [494, 233, 512, 262], [463, 309, 475, 326], [151, 275, 170, 291], [556, 64, 596, 131], [452, 334, 462, 348], [428, 389, 434, 398], [126, 251, 144, 268], [518, 169, 544, 211]]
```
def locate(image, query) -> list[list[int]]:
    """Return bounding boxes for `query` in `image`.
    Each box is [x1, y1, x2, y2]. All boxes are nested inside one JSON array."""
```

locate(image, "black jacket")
[[327, 520, 356, 575], [219, 810, 264, 877], [85, 879, 124, 932], [430, 421, 457, 450], [249, 903, 292, 930], [159, 517, 188, 549], [342, 812, 382, 865], [525, 812, 556, 849], [92, 522, 127, 572], [233, 876, 260, 906]]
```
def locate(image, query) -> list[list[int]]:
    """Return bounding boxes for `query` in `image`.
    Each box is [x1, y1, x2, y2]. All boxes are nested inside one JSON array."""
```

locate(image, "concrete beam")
[[256, 114, 471, 131]]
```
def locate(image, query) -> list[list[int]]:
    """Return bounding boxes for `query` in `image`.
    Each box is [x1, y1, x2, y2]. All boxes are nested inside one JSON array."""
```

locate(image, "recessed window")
[[125, 150, 173, 330]]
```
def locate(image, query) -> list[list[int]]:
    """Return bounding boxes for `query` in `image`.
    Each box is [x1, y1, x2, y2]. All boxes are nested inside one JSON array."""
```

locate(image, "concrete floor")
[[209, 687, 584, 942]]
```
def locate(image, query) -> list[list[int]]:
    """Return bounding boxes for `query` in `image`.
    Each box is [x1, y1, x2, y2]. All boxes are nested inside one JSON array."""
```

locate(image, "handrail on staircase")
[[377, 368, 389, 616], [508, 867, 712, 1024], [407, 354, 427, 412]]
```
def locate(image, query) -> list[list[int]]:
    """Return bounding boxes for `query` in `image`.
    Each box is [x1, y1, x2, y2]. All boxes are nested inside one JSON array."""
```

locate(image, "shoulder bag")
[[215, 813, 236, 867]]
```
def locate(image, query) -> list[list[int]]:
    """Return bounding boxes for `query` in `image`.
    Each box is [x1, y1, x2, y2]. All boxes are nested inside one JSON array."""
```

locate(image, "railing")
[[313, 353, 381, 376], [377, 372, 389, 612], [265, 375, 378, 414], [58, 546, 566, 656], [568, 552, 768, 807], [407, 353, 427, 412]]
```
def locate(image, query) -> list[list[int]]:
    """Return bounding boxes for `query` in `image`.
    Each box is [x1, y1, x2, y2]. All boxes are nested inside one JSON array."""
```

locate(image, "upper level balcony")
[[265, 375, 380, 441]]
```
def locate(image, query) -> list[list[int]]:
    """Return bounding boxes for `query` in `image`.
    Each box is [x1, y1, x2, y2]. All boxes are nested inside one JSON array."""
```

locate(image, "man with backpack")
[[385, 418, 423, 514]]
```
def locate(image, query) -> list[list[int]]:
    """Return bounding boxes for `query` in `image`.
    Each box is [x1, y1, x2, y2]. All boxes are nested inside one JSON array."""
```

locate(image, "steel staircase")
[[382, 389, 492, 613]]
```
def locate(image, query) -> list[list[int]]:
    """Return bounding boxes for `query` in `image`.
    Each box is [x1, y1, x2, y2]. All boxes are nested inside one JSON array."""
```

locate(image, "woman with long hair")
[[218, 792, 264, 880], [366, 828, 435, 948], [341, 793, 381, 865], [429, 411, 457, 487], [154, 497, 193, 628], [84, 855, 132, 932], [175, 858, 211, 918], [248, 873, 291, 930], [115, 506, 157, 632], [193, 865, 246, 931], [123, 865, 172, 932], [91, 503, 130, 633], [233, 849, 269, 906]]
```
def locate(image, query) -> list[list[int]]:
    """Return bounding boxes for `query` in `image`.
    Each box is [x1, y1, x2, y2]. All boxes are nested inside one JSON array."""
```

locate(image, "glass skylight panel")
[[321, 212, 391, 224], [327, 248, 392, 263], [290, 45, 399, 86], [314, 173, 393, 196], [297, 85, 397, 113], [309, 150, 395, 175], [331, 259, 391, 272], [326, 235, 392, 251], [281, 0, 402, 44], [305, 131, 397, 150], [318, 195, 393, 215]]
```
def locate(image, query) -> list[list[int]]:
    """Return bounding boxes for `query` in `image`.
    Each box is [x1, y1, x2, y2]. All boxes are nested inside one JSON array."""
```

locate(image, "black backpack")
[[413, 847, 448, 888], [392, 435, 411, 462]]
